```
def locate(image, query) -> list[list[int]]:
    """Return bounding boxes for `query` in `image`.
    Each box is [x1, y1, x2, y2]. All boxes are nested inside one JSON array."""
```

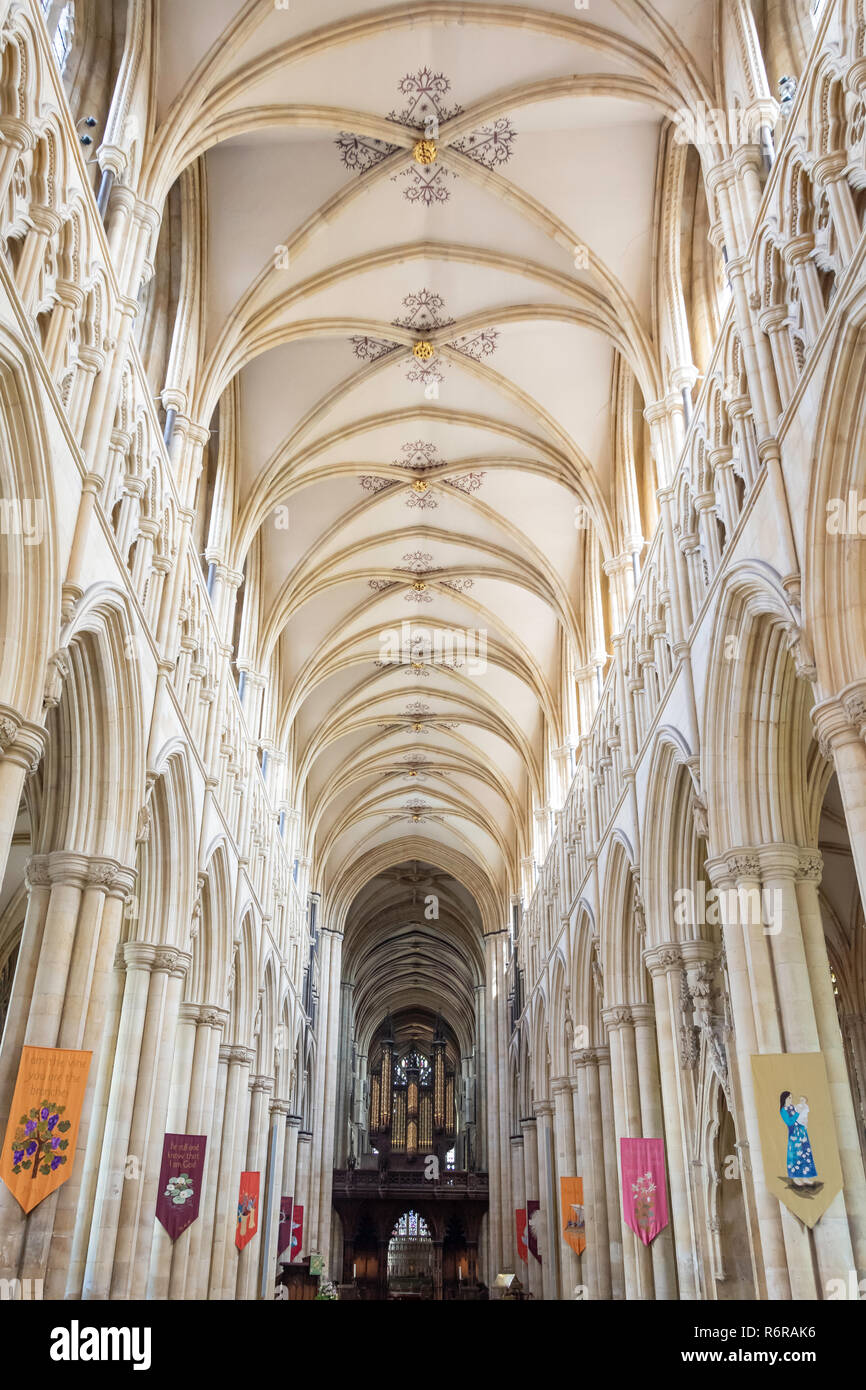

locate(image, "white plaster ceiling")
[[152, 0, 715, 915]]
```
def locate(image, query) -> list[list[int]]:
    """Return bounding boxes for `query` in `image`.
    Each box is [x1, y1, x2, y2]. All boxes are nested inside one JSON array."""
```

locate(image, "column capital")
[[228, 1046, 256, 1068], [269, 1098, 292, 1118], [151, 947, 192, 978], [0, 706, 46, 772], [251, 1074, 275, 1095], [602, 1004, 634, 1030], [753, 843, 806, 880], [812, 683, 866, 755], [26, 851, 136, 896], [643, 944, 684, 976], [629, 1003, 655, 1027], [571, 1047, 601, 1069], [679, 939, 720, 969], [704, 849, 761, 886]]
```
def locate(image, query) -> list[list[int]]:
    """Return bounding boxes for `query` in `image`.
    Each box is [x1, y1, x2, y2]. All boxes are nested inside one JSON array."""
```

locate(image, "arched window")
[[51, 3, 75, 74], [391, 1211, 430, 1239]]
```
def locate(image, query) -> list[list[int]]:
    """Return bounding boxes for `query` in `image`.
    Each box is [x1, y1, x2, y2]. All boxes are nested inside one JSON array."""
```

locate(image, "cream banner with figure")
[[750, 1053, 843, 1228]]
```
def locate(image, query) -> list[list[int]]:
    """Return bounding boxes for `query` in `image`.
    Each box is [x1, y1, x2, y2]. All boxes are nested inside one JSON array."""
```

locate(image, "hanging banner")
[[526, 1199, 542, 1262], [561, 1176, 586, 1255], [750, 1053, 843, 1228], [515, 1208, 528, 1263], [155, 1133, 207, 1240], [1, 1046, 91, 1213], [620, 1137, 669, 1245], [235, 1171, 260, 1249], [277, 1196, 293, 1256], [291, 1203, 303, 1260], [278, 1196, 303, 1259]]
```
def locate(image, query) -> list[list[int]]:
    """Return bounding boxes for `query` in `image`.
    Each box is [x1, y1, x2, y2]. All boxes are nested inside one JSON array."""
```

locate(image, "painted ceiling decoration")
[[378, 700, 462, 735], [349, 291, 499, 388], [369, 552, 474, 604], [335, 66, 517, 206], [359, 442, 486, 511]]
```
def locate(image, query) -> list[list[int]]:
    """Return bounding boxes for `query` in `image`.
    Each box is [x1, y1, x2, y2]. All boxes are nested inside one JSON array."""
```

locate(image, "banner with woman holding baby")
[[750, 1053, 843, 1227]]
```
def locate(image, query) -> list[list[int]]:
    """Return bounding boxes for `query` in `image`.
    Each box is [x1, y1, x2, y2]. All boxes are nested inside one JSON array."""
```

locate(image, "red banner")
[[156, 1133, 207, 1240], [515, 1208, 528, 1263], [291, 1203, 303, 1259], [235, 1171, 260, 1249], [620, 1137, 669, 1245], [278, 1196, 303, 1259]]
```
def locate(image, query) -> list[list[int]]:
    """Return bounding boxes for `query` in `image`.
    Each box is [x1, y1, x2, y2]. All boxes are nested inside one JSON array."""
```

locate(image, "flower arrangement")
[[164, 1172, 195, 1205], [315, 1276, 339, 1301], [10, 1102, 71, 1179], [632, 1171, 656, 1234]]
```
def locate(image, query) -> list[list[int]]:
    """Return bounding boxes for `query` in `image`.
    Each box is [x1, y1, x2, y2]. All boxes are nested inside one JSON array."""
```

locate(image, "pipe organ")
[[369, 1019, 457, 1158]]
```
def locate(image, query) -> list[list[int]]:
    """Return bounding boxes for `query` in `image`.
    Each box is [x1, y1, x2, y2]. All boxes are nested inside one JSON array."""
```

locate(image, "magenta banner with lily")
[[620, 1137, 668, 1245], [156, 1132, 207, 1240]]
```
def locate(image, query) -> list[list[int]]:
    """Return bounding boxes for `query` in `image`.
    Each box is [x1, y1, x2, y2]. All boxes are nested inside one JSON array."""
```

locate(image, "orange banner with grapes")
[[0, 1046, 91, 1212]]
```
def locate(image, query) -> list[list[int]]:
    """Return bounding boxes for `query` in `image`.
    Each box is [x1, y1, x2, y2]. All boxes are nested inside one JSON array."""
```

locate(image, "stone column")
[[632, 1002, 678, 1298], [313, 927, 343, 1269], [110, 951, 194, 1300], [644, 946, 701, 1299], [551, 1077, 580, 1297], [0, 712, 44, 889], [39, 862, 135, 1297], [572, 1050, 611, 1299], [791, 850, 866, 1277], [705, 852, 793, 1298], [280, 1114, 302, 1266], [534, 1101, 559, 1299], [813, 693, 866, 954], [261, 1098, 290, 1298], [813, 154, 861, 265], [598, 1046, 624, 1297], [236, 1073, 274, 1299], [519, 1116, 542, 1301], [510, 1132, 525, 1274], [294, 1130, 313, 1261], [604, 1005, 653, 1299], [209, 1045, 254, 1299], [173, 1006, 228, 1300], [81, 941, 159, 1299], [483, 931, 508, 1278], [185, 1017, 229, 1300]]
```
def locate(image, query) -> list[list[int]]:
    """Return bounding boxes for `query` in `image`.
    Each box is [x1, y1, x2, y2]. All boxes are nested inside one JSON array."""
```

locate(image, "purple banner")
[[156, 1132, 207, 1241]]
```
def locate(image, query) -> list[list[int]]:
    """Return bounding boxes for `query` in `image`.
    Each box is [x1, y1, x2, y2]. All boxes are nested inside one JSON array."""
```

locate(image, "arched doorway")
[[387, 1211, 434, 1299]]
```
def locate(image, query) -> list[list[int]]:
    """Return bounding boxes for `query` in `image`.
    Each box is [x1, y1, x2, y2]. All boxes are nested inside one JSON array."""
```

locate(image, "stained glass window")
[[392, 1211, 430, 1238]]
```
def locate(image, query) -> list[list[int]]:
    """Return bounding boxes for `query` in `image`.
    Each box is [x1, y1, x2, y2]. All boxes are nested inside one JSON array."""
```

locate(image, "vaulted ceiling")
[[145, 0, 721, 914]]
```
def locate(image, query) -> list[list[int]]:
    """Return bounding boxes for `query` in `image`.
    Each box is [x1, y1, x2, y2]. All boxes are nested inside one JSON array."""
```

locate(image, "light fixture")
[[413, 341, 435, 361], [413, 138, 437, 165]]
